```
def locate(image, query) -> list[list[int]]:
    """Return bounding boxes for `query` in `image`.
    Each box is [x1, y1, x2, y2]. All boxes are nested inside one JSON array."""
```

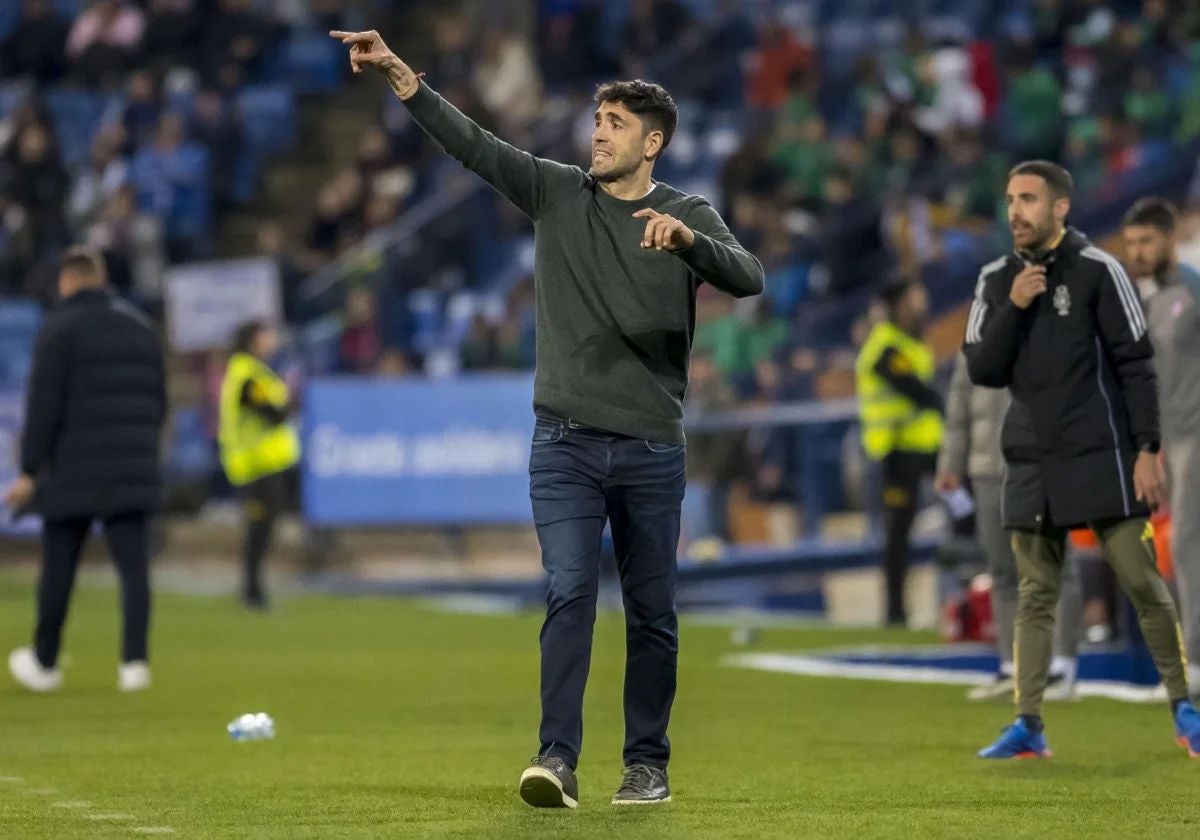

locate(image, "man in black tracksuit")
[[965, 161, 1199, 759], [5, 247, 166, 694]]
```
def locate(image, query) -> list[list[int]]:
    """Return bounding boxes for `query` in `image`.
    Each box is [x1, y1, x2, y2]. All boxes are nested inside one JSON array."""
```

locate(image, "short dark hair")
[[594, 79, 678, 158], [1008, 160, 1073, 199], [1123, 196, 1177, 233], [232, 320, 266, 355], [59, 245, 106, 284]]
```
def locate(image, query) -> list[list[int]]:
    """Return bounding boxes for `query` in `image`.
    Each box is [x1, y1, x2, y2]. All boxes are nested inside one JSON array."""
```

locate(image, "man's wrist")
[[386, 60, 420, 100], [1139, 442, 1161, 455]]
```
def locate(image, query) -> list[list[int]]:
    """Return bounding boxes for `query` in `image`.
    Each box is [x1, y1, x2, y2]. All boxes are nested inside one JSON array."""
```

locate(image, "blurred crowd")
[[229, 0, 1200, 536], [268, 0, 1200, 386], [0, 0, 362, 300], [6, 1, 1200, 533]]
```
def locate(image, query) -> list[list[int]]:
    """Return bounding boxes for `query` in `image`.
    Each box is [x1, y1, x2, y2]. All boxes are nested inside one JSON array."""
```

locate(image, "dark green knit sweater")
[[405, 82, 764, 444]]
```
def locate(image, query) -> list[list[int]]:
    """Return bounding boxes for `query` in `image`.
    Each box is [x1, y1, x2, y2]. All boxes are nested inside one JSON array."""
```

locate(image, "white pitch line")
[[132, 828, 176, 835], [0, 776, 25, 783], [24, 788, 58, 796], [88, 813, 135, 822], [724, 653, 1174, 703], [52, 800, 93, 809]]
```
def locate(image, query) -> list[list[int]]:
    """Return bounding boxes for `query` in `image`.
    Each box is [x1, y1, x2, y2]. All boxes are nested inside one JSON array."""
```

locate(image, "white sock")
[[1050, 656, 1077, 683]]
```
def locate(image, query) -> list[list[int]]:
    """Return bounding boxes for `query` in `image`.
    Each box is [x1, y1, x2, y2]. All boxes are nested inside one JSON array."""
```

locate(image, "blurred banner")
[[0, 391, 40, 536], [0, 301, 41, 536], [301, 374, 536, 526], [164, 258, 282, 352]]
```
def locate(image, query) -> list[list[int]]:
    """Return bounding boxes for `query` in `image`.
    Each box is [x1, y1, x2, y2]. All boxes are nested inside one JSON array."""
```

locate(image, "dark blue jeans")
[[529, 411, 686, 771]]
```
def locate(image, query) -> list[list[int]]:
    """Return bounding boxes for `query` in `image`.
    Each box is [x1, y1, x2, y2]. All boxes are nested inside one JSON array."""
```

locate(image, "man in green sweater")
[[331, 30, 764, 808]]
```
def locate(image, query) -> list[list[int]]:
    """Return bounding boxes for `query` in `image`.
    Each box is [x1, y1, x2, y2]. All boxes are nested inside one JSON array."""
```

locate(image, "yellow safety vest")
[[218, 352, 301, 486], [855, 321, 944, 461]]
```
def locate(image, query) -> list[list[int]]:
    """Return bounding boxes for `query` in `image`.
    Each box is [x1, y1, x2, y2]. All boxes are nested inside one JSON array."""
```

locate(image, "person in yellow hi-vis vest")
[[219, 321, 301, 609], [856, 280, 944, 625]]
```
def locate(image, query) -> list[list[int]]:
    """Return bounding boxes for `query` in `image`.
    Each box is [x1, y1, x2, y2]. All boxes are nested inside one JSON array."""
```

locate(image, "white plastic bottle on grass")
[[227, 712, 276, 741]]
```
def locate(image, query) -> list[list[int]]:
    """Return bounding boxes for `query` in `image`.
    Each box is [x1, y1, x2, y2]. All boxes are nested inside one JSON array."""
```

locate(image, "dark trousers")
[[530, 412, 686, 770], [242, 471, 288, 600], [35, 511, 150, 668], [881, 450, 935, 625]]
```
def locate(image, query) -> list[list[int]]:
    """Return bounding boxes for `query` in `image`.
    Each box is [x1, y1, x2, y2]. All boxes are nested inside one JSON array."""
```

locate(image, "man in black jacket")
[[964, 161, 1200, 759], [5, 247, 166, 694]]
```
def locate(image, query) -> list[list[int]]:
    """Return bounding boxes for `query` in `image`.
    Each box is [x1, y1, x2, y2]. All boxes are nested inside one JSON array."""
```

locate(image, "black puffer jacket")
[[21, 289, 166, 521], [962, 227, 1158, 530]]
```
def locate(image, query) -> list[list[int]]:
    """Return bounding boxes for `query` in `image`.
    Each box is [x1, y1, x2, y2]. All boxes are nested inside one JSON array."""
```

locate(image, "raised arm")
[[331, 29, 584, 219]]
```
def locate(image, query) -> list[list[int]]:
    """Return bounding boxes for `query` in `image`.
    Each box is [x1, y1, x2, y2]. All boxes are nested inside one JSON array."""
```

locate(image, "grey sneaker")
[[519, 755, 578, 809], [611, 764, 671, 805]]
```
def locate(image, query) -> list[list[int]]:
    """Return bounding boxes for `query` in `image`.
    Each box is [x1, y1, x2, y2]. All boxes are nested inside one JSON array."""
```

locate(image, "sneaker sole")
[[519, 767, 577, 809], [978, 750, 1051, 760], [1177, 735, 1200, 758], [611, 795, 672, 806]]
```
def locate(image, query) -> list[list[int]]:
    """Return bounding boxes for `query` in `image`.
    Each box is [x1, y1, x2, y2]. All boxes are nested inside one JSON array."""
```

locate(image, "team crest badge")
[[1053, 284, 1071, 316]]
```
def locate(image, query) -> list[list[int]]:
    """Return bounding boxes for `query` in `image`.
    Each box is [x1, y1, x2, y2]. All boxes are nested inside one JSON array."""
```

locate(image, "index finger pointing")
[[632, 208, 659, 219], [330, 30, 372, 44]]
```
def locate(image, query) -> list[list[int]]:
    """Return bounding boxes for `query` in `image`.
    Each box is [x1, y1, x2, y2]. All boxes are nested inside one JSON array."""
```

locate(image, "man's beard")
[[1013, 220, 1058, 258], [589, 156, 639, 183], [1151, 254, 1172, 279]]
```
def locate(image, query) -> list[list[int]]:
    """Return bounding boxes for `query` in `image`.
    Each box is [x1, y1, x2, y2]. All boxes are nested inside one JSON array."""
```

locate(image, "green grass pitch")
[[1, 574, 1196, 838]]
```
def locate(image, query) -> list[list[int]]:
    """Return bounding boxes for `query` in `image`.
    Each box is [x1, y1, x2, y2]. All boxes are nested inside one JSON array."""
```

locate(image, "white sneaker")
[[8, 646, 63, 692], [1044, 658, 1079, 702], [967, 676, 1014, 702], [1043, 673, 1079, 703], [118, 661, 151, 693]]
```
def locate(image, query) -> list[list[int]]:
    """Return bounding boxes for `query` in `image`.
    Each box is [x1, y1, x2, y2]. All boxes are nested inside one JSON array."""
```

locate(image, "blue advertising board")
[[0, 390, 40, 537], [0, 300, 41, 537], [301, 374, 537, 526]]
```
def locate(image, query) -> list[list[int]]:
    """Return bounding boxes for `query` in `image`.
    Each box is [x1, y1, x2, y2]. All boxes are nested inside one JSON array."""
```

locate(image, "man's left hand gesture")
[[633, 208, 694, 252], [4, 474, 34, 512], [1133, 450, 1167, 511]]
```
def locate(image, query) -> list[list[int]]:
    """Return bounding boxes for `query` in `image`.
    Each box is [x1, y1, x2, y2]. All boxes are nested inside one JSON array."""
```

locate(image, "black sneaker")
[[243, 591, 269, 611], [611, 764, 671, 805], [519, 756, 578, 809]]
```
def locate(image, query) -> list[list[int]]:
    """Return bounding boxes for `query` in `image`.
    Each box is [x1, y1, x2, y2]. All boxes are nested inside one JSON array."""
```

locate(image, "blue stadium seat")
[[43, 87, 114, 168], [165, 87, 197, 118], [0, 82, 28, 119], [0, 300, 42, 392], [0, 2, 19, 41], [296, 314, 344, 375], [408, 289, 445, 356], [53, 0, 85, 19], [231, 149, 262, 205], [237, 83, 296, 156], [163, 407, 218, 481], [129, 141, 213, 242], [276, 30, 345, 94]]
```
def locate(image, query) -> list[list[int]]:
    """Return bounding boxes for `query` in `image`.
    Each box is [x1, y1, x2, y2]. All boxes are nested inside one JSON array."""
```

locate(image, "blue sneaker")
[[978, 719, 1052, 759], [1173, 703, 1200, 758]]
